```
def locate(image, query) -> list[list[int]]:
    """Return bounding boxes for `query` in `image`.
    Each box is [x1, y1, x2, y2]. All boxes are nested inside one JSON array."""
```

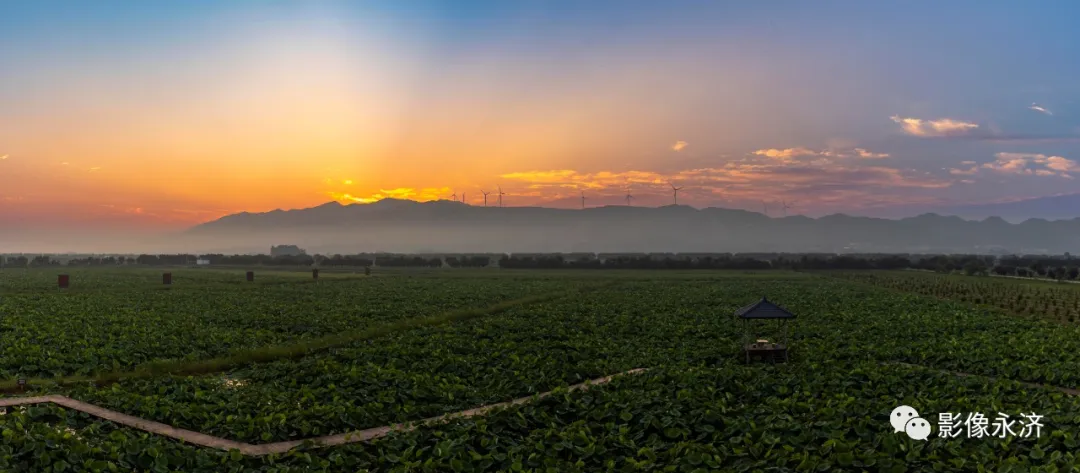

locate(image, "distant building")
[[196, 258, 211, 266], [271, 245, 306, 257]]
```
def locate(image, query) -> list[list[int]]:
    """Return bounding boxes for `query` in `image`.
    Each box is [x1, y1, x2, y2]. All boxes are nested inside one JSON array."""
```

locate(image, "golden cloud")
[[753, 146, 889, 159], [327, 186, 453, 204], [950, 152, 1078, 178], [854, 148, 890, 159], [752, 147, 818, 159], [671, 141, 688, 152], [890, 116, 979, 137], [498, 158, 950, 211]]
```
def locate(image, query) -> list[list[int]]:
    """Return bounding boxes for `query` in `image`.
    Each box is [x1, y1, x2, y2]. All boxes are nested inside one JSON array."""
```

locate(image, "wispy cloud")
[[0, 155, 8, 160], [752, 146, 889, 160], [752, 147, 819, 159], [890, 114, 1080, 143], [671, 141, 688, 152], [948, 167, 979, 176], [327, 187, 453, 204], [89, 167, 101, 172], [949, 152, 1078, 179], [973, 134, 1080, 144], [498, 158, 949, 212], [1029, 103, 1053, 115], [853, 148, 890, 159], [890, 115, 979, 137]]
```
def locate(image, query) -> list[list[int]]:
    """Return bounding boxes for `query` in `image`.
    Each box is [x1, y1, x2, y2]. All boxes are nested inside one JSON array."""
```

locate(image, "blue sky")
[[1, 0, 1079, 229]]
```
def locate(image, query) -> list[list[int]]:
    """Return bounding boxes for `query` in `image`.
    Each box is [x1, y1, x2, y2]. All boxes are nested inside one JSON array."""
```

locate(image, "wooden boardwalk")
[[0, 368, 648, 457]]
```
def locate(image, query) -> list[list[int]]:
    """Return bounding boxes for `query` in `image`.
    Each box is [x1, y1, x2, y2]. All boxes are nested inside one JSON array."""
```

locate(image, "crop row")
[[5, 271, 1080, 471], [45, 274, 1080, 442], [0, 275, 577, 378], [827, 270, 1080, 323], [56, 280, 732, 443], [5, 361, 1080, 472]]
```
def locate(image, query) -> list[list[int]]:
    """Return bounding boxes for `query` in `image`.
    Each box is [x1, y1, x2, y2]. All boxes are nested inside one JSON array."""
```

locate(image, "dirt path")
[[0, 368, 647, 456], [2, 363, 1070, 456]]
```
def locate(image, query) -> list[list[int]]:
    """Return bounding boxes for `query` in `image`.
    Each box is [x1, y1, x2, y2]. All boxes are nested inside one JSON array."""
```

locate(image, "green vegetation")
[[829, 270, 1080, 323], [0, 269, 579, 378], [2, 268, 1080, 471]]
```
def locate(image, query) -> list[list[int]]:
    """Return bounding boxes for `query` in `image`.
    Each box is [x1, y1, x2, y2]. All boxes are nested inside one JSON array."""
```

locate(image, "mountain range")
[[939, 193, 1080, 222], [182, 199, 1080, 254]]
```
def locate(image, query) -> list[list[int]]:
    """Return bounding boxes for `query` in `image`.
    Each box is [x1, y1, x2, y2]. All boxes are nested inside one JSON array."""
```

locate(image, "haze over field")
[[2, 1, 1080, 252]]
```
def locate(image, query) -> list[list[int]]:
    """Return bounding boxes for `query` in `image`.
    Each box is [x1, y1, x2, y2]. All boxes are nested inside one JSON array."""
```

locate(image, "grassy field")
[[2, 268, 1080, 471]]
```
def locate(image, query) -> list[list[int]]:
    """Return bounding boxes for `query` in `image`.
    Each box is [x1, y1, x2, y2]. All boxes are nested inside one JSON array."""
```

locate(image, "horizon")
[[209, 197, 1074, 224], [3, 1, 1080, 250]]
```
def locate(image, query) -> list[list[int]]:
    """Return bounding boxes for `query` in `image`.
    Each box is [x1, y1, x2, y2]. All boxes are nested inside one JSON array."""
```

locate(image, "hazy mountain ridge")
[[942, 193, 1080, 222], [184, 199, 1080, 254]]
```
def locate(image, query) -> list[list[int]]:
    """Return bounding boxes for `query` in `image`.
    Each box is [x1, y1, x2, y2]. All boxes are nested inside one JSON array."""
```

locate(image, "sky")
[[3, 0, 1080, 233]]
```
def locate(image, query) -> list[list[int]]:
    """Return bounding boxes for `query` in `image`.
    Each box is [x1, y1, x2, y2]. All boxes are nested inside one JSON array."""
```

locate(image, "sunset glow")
[[3, 1, 1080, 233]]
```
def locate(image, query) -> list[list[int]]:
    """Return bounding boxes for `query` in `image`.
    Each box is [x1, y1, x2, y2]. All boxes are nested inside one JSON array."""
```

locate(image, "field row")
[[828, 270, 1080, 323], [3, 270, 1080, 471], [0, 274, 576, 379]]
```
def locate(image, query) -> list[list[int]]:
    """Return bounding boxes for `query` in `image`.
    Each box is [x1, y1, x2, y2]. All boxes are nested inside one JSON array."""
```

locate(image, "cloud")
[[1029, 103, 1052, 115], [951, 152, 1079, 179], [960, 160, 976, 165], [973, 134, 1080, 143], [890, 115, 1080, 143], [854, 148, 890, 159], [949, 167, 979, 176], [752, 147, 819, 159], [671, 141, 688, 152], [752, 146, 888, 160], [89, 167, 101, 172], [327, 187, 453, 204], [890, 115, 979, 137], [0, 155, 8, 160], [498, 159, 949, 213]]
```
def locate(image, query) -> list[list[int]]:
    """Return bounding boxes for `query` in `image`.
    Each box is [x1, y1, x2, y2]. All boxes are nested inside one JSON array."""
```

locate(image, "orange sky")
[[3, 2, 1079, 232]]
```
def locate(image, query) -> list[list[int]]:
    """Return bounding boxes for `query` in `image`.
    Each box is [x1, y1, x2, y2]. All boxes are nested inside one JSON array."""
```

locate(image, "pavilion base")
[[743, 346, 789, 364]]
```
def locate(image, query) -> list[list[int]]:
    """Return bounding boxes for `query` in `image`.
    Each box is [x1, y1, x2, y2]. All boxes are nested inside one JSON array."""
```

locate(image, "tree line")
[[3, 252, 1079, 281]]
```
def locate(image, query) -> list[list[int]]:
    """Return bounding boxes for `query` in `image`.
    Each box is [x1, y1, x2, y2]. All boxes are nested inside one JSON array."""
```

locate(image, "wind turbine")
[[762, 201, 769, 216], [781, 200, 793, 217], [625, 189, 634, 206], [580, 191, 586, 209], [451, 191, 457, 202], [497, 186, 505, 207], [670, 182, 684, 205], [462, 192, 466, 204], [481, 190, 490, 207]]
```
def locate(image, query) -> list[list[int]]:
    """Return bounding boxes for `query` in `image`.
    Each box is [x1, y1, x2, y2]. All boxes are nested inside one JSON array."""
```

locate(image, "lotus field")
[[2, 268, 1080, 471]]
